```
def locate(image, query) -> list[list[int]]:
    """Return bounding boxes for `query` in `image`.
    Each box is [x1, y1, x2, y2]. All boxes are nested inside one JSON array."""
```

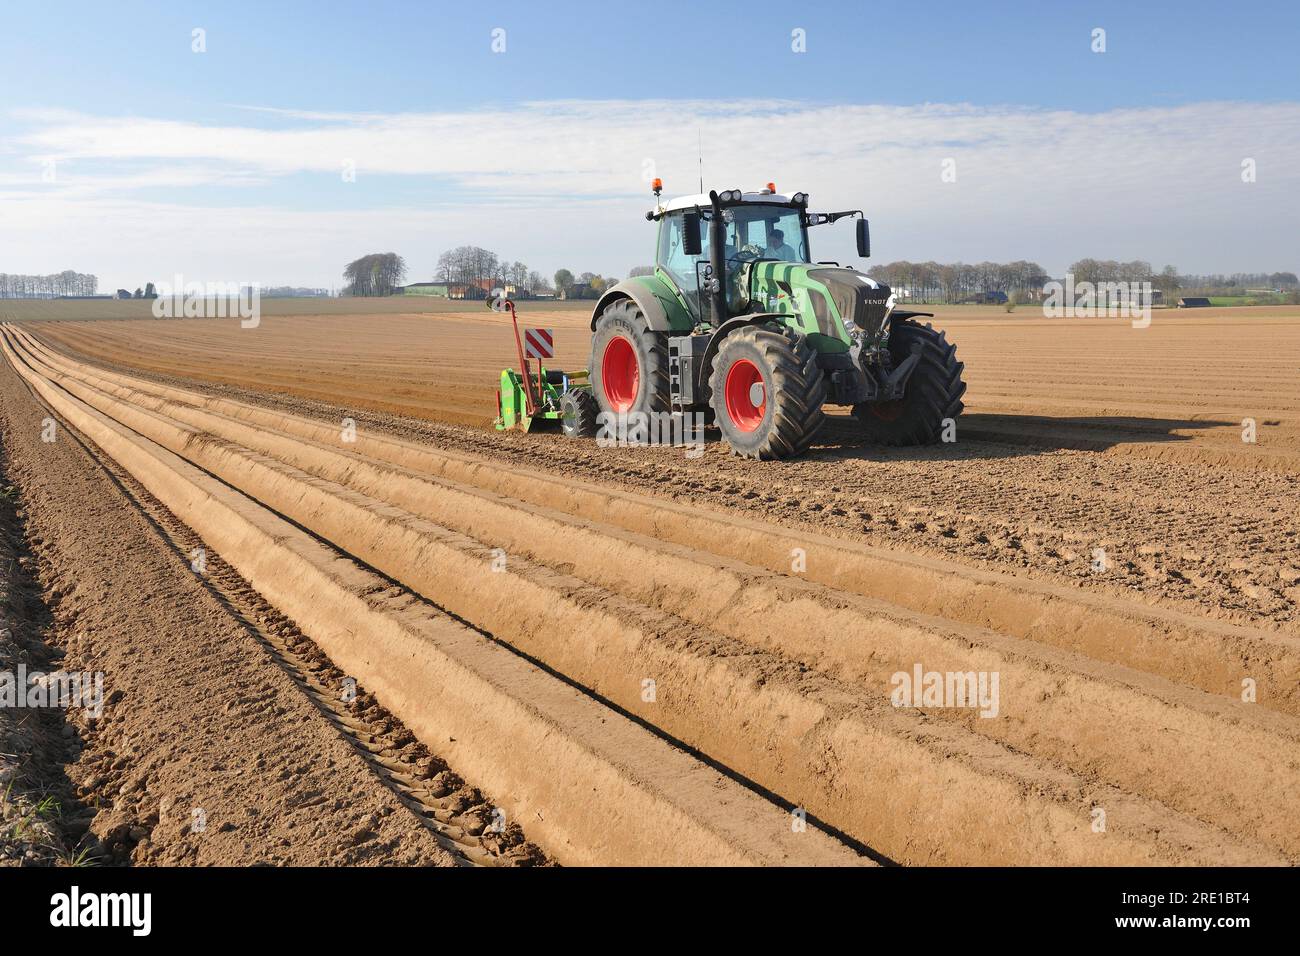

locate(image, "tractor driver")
[[765, 229, 797, 262]]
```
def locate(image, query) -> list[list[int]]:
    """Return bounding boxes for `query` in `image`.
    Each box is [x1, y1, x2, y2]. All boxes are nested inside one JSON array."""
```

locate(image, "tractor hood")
[[806, 267, 893, 342], [747, 261, 893, 346]]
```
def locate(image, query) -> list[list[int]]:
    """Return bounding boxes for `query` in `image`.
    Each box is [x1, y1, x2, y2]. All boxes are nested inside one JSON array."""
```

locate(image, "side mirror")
[[683, 213, 702, 257], [856, 218, 871, 258]]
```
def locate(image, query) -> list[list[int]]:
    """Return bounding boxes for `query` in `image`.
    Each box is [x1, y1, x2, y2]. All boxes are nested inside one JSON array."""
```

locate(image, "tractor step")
[[668, 333, 710, 409]]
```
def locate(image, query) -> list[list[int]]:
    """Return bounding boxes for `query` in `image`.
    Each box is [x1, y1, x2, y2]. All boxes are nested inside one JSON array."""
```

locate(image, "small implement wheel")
[[560, 388, 599, 439]]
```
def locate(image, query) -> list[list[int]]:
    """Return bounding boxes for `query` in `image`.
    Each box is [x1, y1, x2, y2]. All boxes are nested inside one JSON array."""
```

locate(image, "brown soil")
[[0, 336, 547, 867], [33, 307, 1300, 631], [2, 326, 858, 867], [8, 309, 1299, 866]]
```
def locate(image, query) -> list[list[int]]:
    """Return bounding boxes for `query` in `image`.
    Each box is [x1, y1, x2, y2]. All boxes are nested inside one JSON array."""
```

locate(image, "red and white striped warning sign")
[[524, 327, 554, 359]]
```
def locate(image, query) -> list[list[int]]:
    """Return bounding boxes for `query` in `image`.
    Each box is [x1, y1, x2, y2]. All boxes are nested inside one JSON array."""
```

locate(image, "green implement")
[[492, 297, 597, 438]]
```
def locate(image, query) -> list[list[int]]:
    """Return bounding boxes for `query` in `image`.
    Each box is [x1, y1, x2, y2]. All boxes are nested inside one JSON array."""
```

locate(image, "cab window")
[[657, 212, 708, 282]]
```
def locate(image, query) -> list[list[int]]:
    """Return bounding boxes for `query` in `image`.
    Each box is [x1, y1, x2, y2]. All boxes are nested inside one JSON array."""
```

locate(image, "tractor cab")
[[653, 187, 813, 328]]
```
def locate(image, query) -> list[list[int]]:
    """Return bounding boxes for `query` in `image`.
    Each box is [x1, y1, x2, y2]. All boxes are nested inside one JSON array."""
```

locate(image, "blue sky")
[[7, 0, 1297, 114], [2, 1, 1297, 289]]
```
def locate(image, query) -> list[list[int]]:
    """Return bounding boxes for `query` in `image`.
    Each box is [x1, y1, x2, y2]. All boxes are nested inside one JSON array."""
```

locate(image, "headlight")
[[792, 192, 808, 205]]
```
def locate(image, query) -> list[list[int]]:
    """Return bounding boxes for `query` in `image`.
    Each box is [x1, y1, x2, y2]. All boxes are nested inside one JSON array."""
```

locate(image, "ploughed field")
[[5, 301, 1299, 865]]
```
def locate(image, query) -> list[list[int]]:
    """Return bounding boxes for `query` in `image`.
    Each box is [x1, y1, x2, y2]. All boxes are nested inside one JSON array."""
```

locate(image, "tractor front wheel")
[[853, 318, 965, 445], [589, 299, 670, 422], [708, 325, 826, 460]]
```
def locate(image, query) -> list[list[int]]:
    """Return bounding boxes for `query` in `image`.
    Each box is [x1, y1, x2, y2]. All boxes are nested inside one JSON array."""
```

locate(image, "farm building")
[[1178, 296, 1212, 308], [448, 278, 512, 300], [399, 282, 449, 297], [1107, 287, 1163, 308], [959, 291, 1008, 305]]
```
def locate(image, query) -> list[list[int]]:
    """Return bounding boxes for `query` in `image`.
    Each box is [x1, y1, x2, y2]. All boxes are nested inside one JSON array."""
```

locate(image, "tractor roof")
[[661, 190, 796, 212]]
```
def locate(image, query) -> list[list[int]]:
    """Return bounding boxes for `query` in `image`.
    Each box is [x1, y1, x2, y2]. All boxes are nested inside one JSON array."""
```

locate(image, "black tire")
[[560, 388, 598, 439], [853, 318, 965, 445], [707, 324, 826, 460], [588, 299, 670, 421]]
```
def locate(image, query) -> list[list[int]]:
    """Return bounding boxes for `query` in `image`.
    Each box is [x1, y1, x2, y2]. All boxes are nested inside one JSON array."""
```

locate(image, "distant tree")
[[1068, 259, 1152, 285], [554, 268, 574, 296], [628, 265, 654, 278], [507, 260, 528, 290], [434, 250, 454, 284], [144, 282, 157, 299], [1158, 265, 1180, 296], [431, 246, 506, 297], [133, 287, 144, 298], [343, 252, 407, 296], [564, 278, 599, 300]]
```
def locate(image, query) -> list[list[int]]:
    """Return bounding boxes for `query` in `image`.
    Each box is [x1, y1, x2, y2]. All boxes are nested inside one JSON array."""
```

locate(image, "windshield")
[[656, 204, 810, 281], [722, 204, 809, 265]]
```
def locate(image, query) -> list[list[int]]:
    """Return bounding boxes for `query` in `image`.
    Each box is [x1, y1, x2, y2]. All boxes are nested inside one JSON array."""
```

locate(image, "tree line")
[[343, 253, 407, 297], [432, 246, 553, 297], [0, 271, 99, 298], [430, 246, 626, 299], [1055, 261, 1298, 299], [1176, 270, 1299, 295], [866, 260, 1050, 302], [867, 258, 1299, 303], [345, 248, 1300, 303]]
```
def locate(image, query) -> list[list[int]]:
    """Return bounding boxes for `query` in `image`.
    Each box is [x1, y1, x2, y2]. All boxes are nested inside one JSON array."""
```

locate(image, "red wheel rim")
[[724, 358, 767, 432], [601, 336, 639, 412]]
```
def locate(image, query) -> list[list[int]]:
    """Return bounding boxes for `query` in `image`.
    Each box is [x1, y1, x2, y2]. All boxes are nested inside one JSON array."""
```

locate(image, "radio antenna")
[[697, 128, 703, 193]]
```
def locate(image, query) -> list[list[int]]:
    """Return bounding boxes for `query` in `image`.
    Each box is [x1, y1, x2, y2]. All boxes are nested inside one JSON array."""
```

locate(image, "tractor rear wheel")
[[853, 318, 965, 445], [708, 324, 826, 460], [560, 388, 599, 439], [589, 299, 670, 422]]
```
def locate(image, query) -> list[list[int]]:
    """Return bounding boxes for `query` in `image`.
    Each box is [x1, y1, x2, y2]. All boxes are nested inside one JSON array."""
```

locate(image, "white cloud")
[[1, 98, 1297, 289]]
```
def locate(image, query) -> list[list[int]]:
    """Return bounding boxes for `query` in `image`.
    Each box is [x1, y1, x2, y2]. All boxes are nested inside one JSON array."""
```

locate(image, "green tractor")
[[583, 180, 965, 459]]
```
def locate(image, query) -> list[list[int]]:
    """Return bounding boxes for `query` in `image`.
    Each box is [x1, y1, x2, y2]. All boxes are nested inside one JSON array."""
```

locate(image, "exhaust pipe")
[[707, 190, 727, 323]]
